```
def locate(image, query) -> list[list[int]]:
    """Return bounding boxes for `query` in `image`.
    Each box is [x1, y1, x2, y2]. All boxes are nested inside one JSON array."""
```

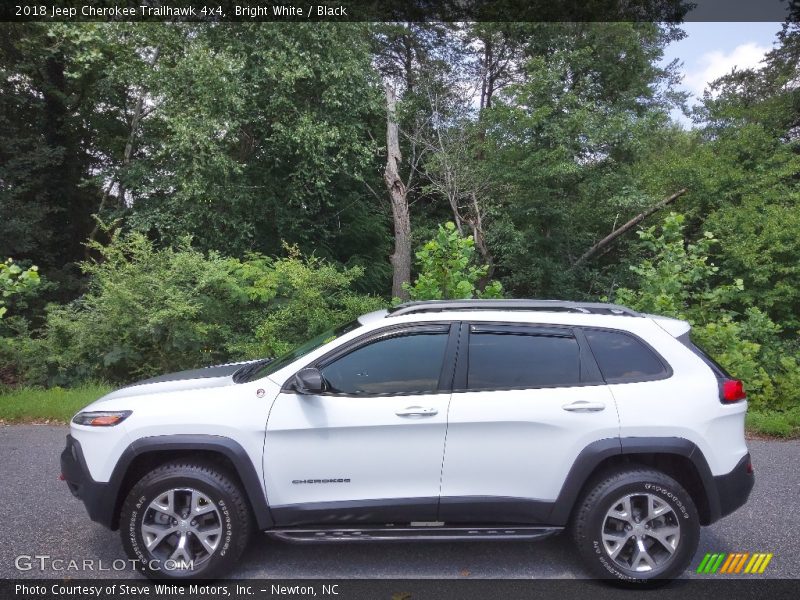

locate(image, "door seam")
[[436, 322, 464, 518]]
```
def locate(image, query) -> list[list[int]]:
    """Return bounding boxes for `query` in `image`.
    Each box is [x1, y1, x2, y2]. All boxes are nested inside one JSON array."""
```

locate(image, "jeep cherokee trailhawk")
[[60, 299, 754, 583]]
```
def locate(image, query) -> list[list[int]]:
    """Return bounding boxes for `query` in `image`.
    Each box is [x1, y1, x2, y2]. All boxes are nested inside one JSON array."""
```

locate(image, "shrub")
[[229, 244, 387, 358], [0, 258, 39, 320], [0, 259, 41, 386], [22, 233, 384, 386], [613, 213, 800, 412], [404, 222, 502, 301], [24, 234, 247, 385]]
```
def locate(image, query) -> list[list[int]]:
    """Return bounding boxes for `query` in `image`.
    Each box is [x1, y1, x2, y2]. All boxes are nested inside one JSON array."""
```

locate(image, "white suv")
[[60, 299, 754, 583]]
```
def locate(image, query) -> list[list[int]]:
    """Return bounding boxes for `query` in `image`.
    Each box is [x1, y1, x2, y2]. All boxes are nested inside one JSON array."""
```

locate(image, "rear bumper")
[[60, 435, 118, 529], [711, 452, 754, 521]]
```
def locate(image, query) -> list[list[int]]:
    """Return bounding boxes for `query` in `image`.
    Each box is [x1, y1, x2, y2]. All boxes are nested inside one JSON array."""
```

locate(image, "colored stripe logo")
[[696, 552, 773, 574]]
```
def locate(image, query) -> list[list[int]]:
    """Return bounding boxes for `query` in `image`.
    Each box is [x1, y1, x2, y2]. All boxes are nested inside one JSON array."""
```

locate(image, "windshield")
[[237, 319, 362, 383]]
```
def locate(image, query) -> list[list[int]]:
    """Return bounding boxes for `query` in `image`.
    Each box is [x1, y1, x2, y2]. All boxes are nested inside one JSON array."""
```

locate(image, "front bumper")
[[60, 435, 119, 529]]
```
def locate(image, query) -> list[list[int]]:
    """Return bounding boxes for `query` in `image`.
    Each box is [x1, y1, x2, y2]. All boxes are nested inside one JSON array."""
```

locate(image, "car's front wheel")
[[120, 460, 252, 579], [571, 467, 700, 584]]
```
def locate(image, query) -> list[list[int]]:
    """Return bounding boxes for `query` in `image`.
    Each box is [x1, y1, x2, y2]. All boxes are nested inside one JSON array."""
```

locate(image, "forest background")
[[1, 18, 798, 435]]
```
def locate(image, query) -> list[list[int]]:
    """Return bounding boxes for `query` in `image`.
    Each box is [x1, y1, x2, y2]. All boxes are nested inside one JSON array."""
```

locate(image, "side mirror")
[[293, 367, 327, 395]]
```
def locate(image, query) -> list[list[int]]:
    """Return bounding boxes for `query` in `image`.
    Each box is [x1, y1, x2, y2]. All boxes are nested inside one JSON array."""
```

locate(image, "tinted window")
[[321, 332, 449, 394], [585, 330, 667, 382], [467, 332, 581, 390], [239, 319, 362, 383]]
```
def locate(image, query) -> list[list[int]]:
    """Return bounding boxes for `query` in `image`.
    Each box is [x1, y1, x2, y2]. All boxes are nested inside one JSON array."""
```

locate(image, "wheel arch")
[[549, 437, 721, 526], [108, 435, 273, 531]]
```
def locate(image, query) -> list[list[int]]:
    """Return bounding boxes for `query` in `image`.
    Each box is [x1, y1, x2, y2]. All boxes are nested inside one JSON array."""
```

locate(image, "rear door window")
[[467, 330, 582, 390]]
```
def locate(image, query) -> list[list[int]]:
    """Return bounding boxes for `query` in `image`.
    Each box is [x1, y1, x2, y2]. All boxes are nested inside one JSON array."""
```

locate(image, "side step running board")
[[267, 525, 563, 543]]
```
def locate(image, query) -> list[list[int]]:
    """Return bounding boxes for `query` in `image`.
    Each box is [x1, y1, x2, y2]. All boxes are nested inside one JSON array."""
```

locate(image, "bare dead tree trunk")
[[467, 191, 495, 281], [449, 194, 464, 234], [87, 47, 160, 255], [118, 47, 160, 204], [572, 188, 688, 267], [384, 83, 412, 300]]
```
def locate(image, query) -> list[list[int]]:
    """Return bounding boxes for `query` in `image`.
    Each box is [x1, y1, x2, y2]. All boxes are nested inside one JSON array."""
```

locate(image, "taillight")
[[721, 379, 746, 402]]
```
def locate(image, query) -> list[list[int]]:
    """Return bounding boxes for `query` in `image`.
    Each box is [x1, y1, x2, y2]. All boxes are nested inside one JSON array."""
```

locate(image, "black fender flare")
[[109, 434, 274, 530], [547, 436, 721, 526]]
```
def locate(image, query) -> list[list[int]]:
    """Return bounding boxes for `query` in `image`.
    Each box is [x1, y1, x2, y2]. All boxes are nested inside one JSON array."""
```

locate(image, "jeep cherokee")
[[60, 299, 754, 583]]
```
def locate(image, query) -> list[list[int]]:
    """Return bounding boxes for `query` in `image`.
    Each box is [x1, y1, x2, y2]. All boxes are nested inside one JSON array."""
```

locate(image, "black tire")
[[120, 460, 253, 580], [571, 467, 700, 585]]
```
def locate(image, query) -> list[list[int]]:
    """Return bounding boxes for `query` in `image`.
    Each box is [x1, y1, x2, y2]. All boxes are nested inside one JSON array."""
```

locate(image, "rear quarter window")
[[584, 329, 669, 383]]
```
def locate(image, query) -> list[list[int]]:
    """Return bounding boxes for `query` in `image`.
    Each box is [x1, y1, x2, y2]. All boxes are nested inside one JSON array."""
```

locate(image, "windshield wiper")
[[232, 358, 273, 384]]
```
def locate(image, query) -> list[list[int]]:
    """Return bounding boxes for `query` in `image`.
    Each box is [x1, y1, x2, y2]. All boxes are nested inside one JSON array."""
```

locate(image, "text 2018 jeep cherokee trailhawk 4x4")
[[61, 299, 754, 583]]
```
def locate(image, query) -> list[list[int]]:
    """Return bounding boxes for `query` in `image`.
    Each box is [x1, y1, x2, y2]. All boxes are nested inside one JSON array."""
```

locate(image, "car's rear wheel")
[[571, 467, 700, 585], [120, 461, 252, 579]]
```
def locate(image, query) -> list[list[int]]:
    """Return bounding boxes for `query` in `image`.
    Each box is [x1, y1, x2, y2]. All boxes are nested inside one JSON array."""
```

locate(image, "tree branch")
[[572, 188, 688, 267]]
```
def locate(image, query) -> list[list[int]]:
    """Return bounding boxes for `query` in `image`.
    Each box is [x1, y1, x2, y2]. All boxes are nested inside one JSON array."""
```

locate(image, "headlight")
[[72, 410, 132, 427]]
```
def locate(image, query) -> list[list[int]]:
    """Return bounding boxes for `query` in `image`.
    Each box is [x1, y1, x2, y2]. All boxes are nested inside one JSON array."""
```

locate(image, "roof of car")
[[357, 300, 690, 339]]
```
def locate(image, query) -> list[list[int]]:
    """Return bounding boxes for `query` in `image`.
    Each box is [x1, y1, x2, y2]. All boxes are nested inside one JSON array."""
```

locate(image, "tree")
[[0, 23, 134, 298], [478, 22, 685, 298], [684, 21, 800, 329], [409, 48, 496, 275], [125, 24, 388, 269], [467, 23, 528, 113], [384, 82, 413, 299], [635, 20, 800, 331], [372, 23, 465, 299], [698, 20, 799, 140]]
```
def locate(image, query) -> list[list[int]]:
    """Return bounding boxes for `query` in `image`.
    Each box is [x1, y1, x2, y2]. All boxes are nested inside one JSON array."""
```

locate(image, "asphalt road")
[[1, 425, 798, 580]]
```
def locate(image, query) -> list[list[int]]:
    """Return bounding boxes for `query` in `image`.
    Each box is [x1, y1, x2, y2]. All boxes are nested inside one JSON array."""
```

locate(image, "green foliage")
[[0, 19, 798, 436], [634, 24, 800, 330], [404, 223, 502, 301], [746, 408, 800, 438], [480, 22, 685, 298], [0, 23, 133, 300], [0, 383, 112, 423], [613, 213, 743, 317], [0, 259, 40, 319], [639, 122, 800, 330], [230, 245, 387, 358], [614, 214, 800, 412], [20, 233, 383, 386], [25, 233, 246, 385], [125, 23, 389, 276], [0, 22, 391, 304]]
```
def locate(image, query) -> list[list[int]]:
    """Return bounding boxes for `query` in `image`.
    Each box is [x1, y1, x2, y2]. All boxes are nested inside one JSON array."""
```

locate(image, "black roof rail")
[[388, 299, 640, 317]]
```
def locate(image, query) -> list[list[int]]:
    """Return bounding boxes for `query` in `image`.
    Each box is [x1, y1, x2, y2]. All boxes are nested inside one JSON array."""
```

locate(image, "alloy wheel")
[[141, 487, 223, 570], [600, 492, 682, 573]]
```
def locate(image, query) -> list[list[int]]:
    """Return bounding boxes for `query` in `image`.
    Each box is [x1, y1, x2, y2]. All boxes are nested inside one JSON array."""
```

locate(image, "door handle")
[[562, 401, 606, 412], [395, 406, 438, 417]]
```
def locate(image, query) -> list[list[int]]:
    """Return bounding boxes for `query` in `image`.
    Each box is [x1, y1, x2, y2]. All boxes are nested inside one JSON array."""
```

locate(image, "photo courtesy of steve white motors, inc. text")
[[13, 583, 339, 597]]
